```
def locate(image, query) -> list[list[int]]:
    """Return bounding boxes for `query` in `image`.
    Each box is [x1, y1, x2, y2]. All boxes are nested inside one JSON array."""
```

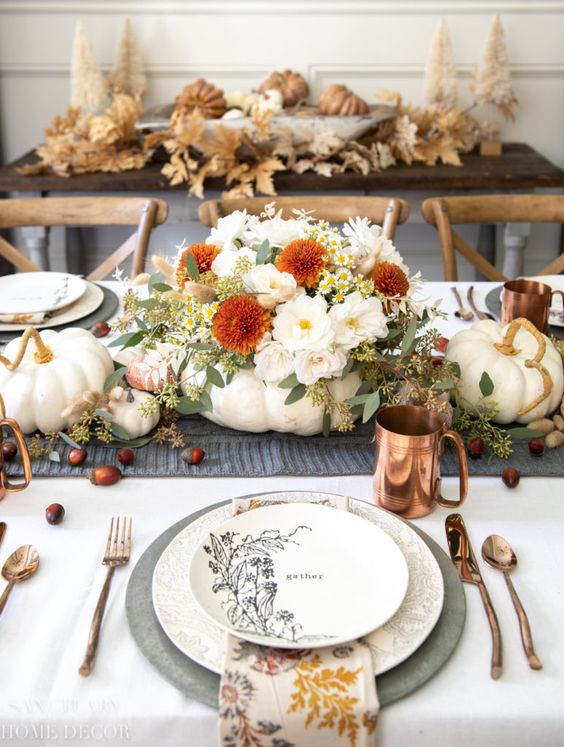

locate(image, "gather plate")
[[188, 502, 409, 648], [153, 494, 443, 674], [187, 501, 409, 648], [0, 272, 86, 314]]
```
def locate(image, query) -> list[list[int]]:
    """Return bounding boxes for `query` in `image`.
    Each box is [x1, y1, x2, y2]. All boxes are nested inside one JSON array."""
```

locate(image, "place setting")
[[0, 272, 119, 344]]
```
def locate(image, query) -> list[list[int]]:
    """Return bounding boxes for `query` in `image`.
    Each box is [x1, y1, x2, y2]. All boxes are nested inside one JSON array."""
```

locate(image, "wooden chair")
[[421, 194, 564, 281], [0, 197, 169, 279], [199, 196, 410, 240]]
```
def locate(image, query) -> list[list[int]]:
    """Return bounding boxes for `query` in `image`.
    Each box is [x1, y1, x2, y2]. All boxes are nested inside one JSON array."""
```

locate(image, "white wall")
[[0, 0, 563, 278]]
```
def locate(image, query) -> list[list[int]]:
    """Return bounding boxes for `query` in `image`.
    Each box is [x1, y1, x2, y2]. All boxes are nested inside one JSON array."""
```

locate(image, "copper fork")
[[79, 517, 132, 677]]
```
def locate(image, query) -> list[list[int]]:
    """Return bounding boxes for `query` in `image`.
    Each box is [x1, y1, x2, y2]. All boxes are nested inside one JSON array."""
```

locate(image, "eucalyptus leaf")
[[108, 330, 144, 349], [362, 391, 381, 423], [184, 251, 200, 281], [58, 431, 82, 450], [479, 371, 494, 397], [255, 239, 271, 265], [449, 360, 461, 378], [278, 373, 300, 389], [101, 435, 154, 449], [400, 315, 418, 356], [148, 272, 166, 293], [206, 366, 225, 388], [176, 396, 206, 415], [135, 318, 149, 332], [226, 371, 235, 385], [341, 357, 355, 376], [285, 384, 306, 405], [94, 408, 113, 420], [111, 422, 132, 441], [151, 282, 172, 292], [199, 390, 214, 412], [103, 366, 127, 392], [48, 451, 60, 463], [433, 379, 455, 391], [137, 298, 159, 311], [346, 393, 371, 406], [507, 427, 544, 441]]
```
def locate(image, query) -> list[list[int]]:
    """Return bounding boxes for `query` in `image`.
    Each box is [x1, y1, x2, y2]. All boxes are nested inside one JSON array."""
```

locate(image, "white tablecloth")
[[0, 282, 562, 747]]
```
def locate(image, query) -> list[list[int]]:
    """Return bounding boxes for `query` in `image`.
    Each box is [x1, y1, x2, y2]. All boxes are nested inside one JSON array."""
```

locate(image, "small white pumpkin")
[[110, 389, 160, 439], [445, 318, 564, 424], [0, 328, 114, 434], [181, 365, 361, 436]]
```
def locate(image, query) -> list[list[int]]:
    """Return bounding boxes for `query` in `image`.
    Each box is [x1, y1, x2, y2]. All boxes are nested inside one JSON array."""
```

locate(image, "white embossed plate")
[[187, 502, 408, 648], [152, 493, 444, 672], [0, 272, 86, 314]]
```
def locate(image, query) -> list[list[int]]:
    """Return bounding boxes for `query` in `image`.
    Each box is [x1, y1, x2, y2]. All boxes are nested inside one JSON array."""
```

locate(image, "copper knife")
[[446, 512, 502, 680], [0, 522, 5, 549]]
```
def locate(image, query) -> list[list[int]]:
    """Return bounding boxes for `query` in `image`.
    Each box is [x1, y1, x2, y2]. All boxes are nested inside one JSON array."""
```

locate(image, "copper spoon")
[[451, 287, 474, 321], [481, 535, 542, 671], [0, 544, 40, 615]]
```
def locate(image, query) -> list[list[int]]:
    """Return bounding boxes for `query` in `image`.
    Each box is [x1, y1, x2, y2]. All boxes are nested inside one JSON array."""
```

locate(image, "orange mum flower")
[[213, 295, 272, 355], [369, 261, 410, 299], [276, 239, 326, 288], [176, 243, 221, 286]]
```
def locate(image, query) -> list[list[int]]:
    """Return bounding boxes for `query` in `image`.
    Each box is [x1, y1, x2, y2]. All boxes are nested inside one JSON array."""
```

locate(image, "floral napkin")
[[219, 495, 379, 747]]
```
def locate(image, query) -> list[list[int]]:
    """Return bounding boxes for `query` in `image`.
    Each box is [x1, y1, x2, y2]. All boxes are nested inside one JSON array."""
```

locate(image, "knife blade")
[[446, 512, 502, 680], [0, 522, 5, 549]]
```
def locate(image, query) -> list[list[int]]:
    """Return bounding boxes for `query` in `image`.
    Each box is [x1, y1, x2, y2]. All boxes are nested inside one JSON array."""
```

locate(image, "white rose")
[[294, 348, 348, 385], [376, 239, 410, 275], [243, 264, 300, 309], [328, 291, 388, 349], [272, 295, 334, 352], [206, 210, 253, 252], [253, 334, 295, 383], [244, 210, 306, 249], [211, 247, 256, 277]]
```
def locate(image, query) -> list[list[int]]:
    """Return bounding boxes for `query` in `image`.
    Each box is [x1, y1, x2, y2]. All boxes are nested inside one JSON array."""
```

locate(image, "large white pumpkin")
[[445, 318, 564, 424], [0, 328, 114, 433], [181, 365, 361, 436]]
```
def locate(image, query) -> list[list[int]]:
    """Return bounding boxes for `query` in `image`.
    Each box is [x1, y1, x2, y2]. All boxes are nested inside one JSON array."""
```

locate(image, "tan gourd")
[[175, 79, 227, 119], [257, 69, 309, 108], [318, 84, 369, 116]]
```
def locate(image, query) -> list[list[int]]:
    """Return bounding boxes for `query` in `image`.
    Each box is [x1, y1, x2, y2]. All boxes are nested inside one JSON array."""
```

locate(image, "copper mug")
[[501, 278, 564, 334], [0, 395, 32, 500], [373, 405, 468, 519]]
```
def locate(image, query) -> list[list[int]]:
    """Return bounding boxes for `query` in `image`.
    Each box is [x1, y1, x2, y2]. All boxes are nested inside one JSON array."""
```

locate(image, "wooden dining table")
[[0, 280, 562, 747], [1, 143, 564, 278]]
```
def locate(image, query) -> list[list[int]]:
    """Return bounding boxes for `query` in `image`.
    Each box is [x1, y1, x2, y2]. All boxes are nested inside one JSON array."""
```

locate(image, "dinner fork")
[[78, 517, 132, 677]]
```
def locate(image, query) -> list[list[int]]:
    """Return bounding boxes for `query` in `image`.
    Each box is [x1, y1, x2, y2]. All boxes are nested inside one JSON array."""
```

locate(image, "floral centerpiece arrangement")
[[112, 204, 456, 437]]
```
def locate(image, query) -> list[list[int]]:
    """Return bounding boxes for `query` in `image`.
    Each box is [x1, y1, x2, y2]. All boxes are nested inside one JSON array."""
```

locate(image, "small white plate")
[[0, 281, 104, 331], [188, 502, 408, 648], [0, 272, 86, 314], [527, 275, 564, 327]]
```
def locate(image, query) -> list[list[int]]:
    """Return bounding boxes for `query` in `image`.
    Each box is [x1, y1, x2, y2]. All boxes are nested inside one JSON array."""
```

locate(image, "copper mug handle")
[[0, 417, 32, 497], [435, 430, 468, 509]]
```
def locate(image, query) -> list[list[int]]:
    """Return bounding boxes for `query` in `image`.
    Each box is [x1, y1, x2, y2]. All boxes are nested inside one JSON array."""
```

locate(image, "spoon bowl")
[[451, 287, 474, 321], [481, 534, 542, 671], [0, 544, 40, 616]]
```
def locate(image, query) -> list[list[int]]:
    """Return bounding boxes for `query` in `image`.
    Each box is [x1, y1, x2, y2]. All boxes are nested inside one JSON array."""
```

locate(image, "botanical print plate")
[[188, 502, 409, 648], [153, 493, 444, 672], [0, 281, 103, 331], [0, 272, 86, 314]]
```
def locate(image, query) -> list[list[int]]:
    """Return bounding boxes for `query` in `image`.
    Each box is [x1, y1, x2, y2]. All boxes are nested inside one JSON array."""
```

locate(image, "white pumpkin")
[[445, 318, 564, 424], [110, 389, 160, 439], [0, 328, 114, 434], [181, 365, 361, 436]]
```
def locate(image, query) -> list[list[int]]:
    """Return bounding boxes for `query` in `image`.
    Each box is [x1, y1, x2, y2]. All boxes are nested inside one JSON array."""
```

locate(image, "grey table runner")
[[5, 415, 563, 478]]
